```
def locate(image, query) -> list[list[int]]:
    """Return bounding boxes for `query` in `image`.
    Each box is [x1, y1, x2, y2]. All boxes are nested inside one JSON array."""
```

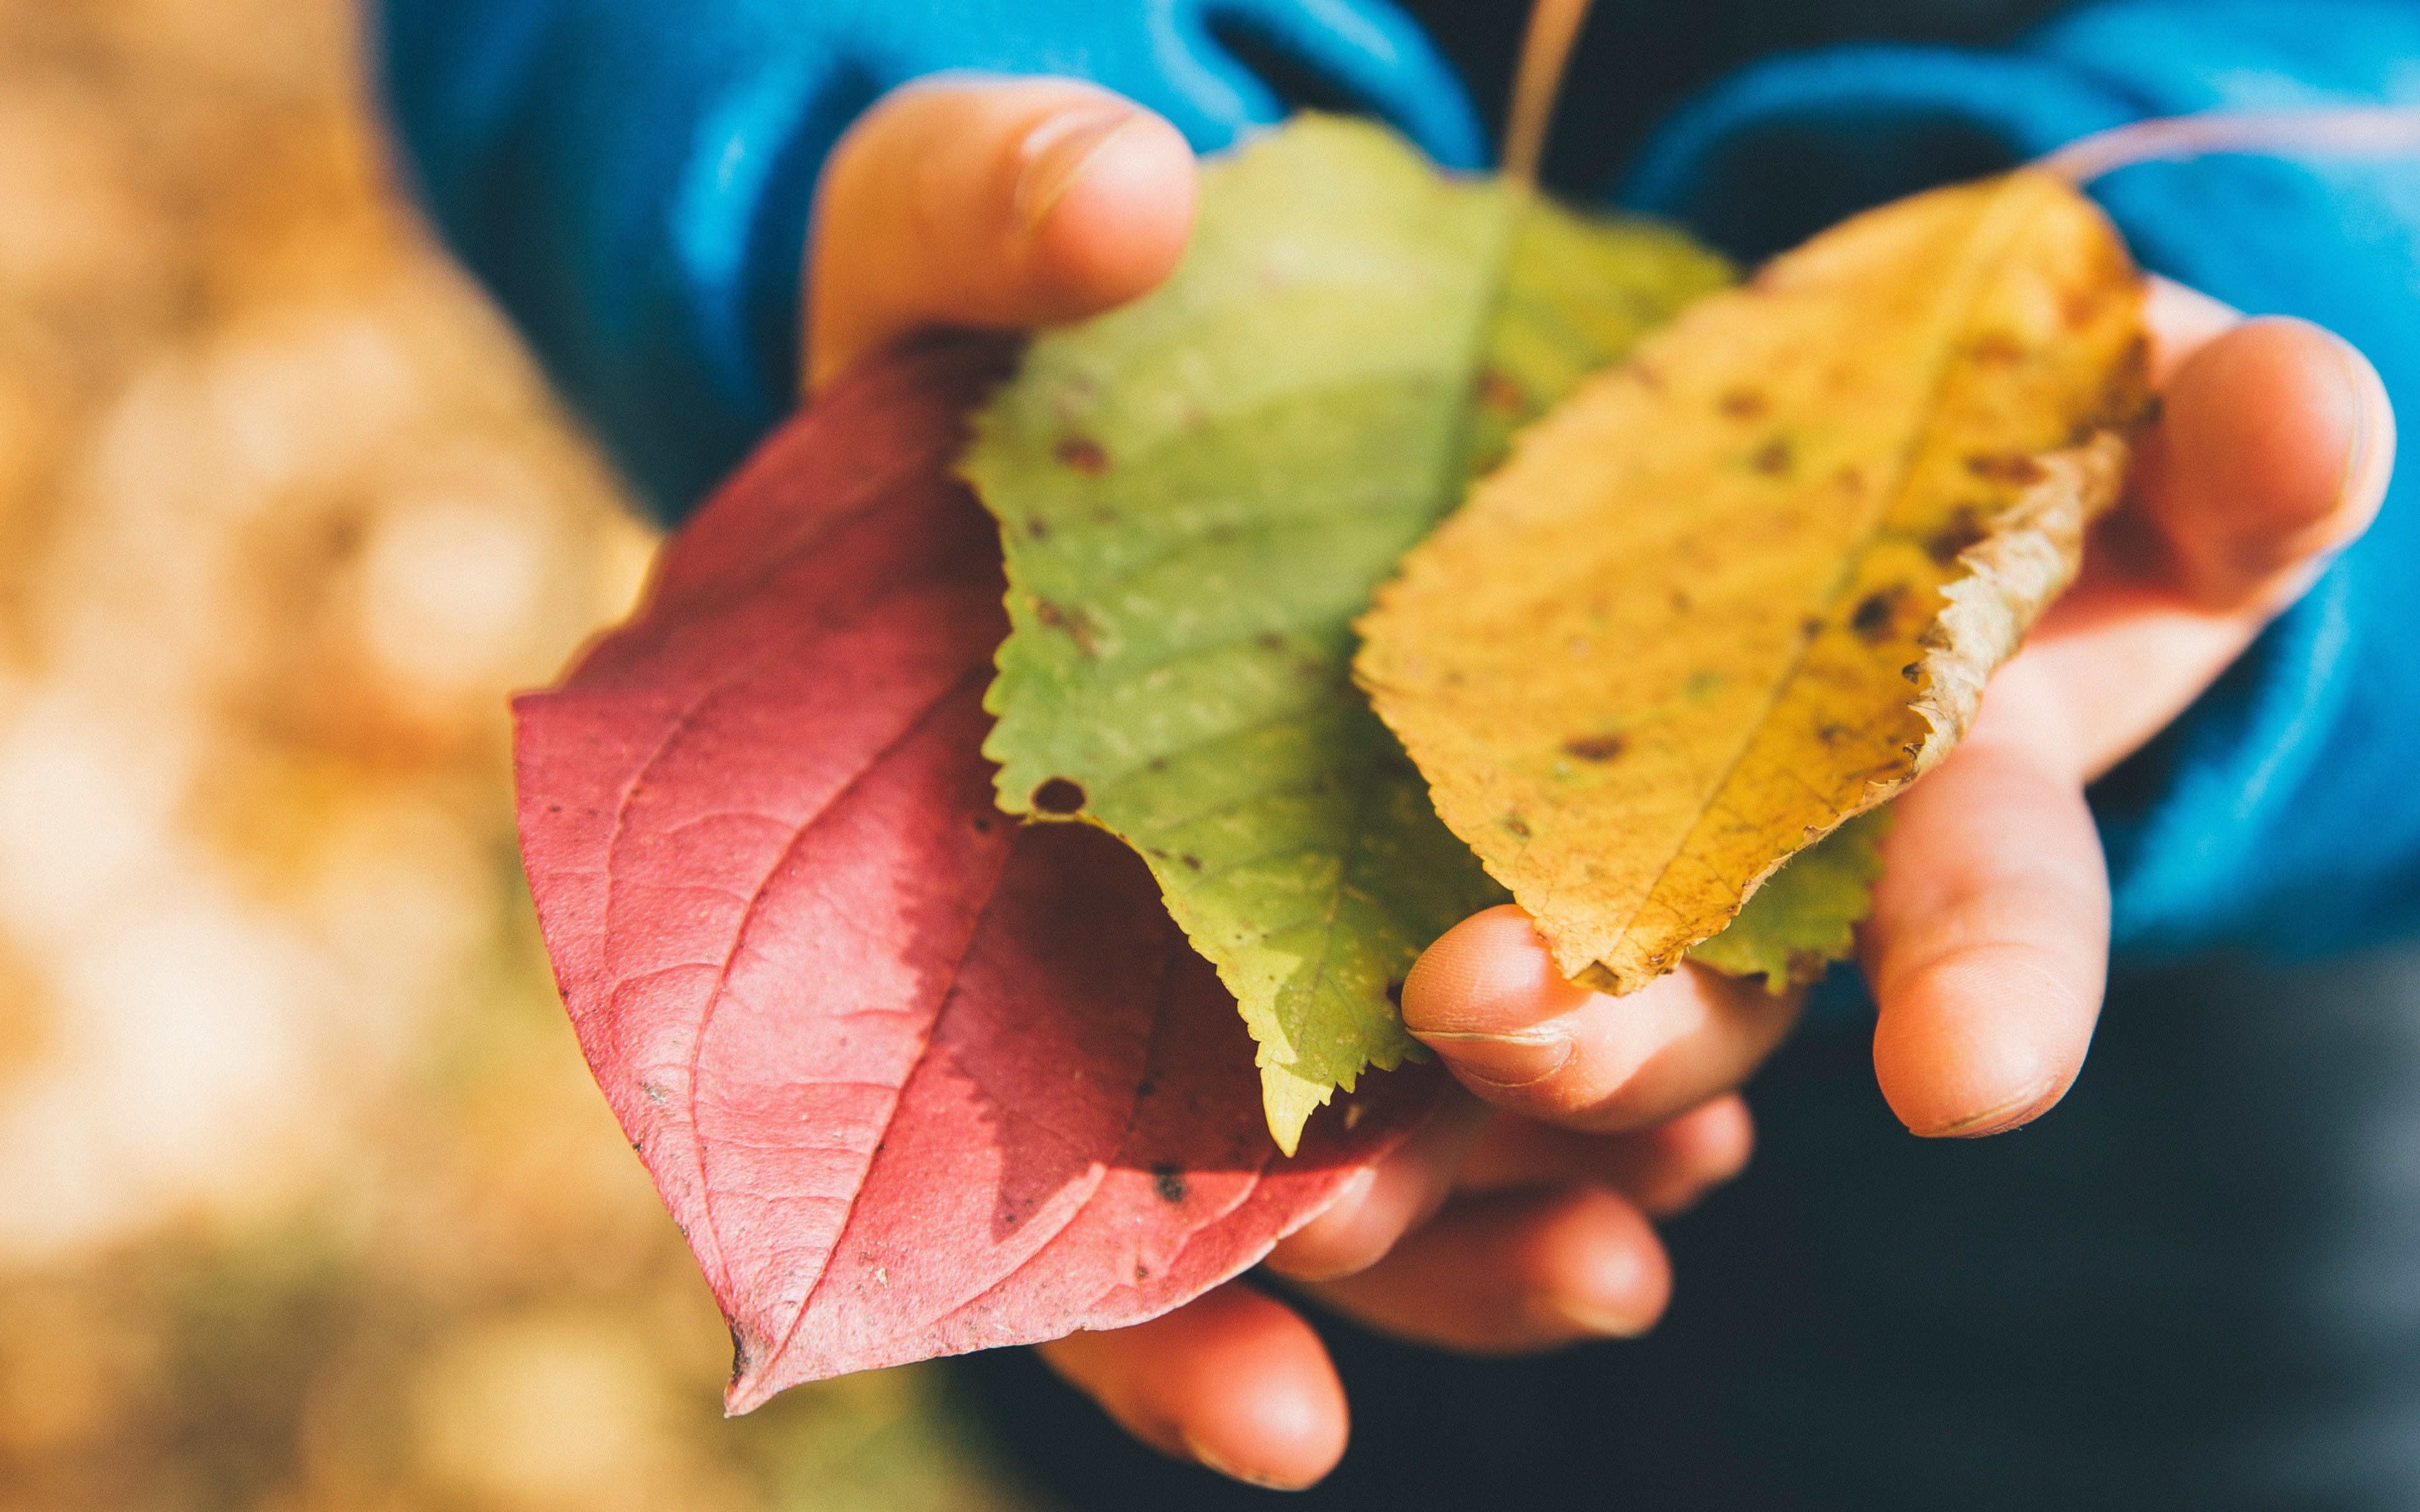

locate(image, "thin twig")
[[1503, 0, 1596, 185], [2037, 106, 2420, 183]]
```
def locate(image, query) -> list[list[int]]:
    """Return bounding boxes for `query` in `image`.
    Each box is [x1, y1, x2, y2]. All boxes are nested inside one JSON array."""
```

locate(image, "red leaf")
[[512, 338, 1439, 1412]]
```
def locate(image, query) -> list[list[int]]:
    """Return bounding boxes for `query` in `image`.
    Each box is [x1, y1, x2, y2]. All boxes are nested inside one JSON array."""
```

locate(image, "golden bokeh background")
[[0, 3, 1041, 1506]]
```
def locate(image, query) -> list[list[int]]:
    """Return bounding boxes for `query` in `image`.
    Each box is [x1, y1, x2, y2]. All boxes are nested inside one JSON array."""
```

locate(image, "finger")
[[1301, 1184, 1671, 1352], [2031, 297, 2394, 777], [2133, 307, 2390, 605], [1860, 662, 2109, 1137], [1035, 1282, 1346, 1491], [1455, 1094, 1756, 1217], [1265, 1085, 1492, 1283], [805, 77, 1196, 392], [1401, 905, 1801, 1133]]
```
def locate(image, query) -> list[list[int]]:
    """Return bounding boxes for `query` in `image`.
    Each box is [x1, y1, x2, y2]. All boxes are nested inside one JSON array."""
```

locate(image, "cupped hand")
[[1405, 280, 2391, 1143], [808, 77, 2394, 1490], [810, 76, 1765, 1491]]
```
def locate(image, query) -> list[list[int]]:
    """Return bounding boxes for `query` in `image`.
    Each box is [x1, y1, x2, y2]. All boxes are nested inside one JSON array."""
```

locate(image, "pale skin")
[[807, 77, 2399, 1490]]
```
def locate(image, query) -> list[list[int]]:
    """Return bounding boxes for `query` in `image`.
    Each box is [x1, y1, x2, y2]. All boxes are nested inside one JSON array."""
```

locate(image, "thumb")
[[805, 77, 1197, 394]]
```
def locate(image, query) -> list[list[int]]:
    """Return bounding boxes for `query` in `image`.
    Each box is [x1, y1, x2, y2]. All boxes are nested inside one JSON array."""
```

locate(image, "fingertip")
[[1306, 1184, 1669, 1351], [805, 79, 1196, 391], [2137, 317, 2391, 607], [1524, 1185, 1673, 1340], [1872, 944, 2087, 1138], [1267, 1089, 1489, 1283], [1643, 1093, 1755, 1205], [1156, 1288, 1349, 1491], [1267, 1164, 1385, 1283], [1039, 1284, 1346, 1490], [1402, 905, 1589, 1038], [1401, 906, 1597, 1095], [1023, 107, 1196, 316]]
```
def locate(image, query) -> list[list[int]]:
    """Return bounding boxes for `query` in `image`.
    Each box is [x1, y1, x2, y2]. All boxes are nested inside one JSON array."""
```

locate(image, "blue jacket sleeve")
[[1615, 0, 2420, 964], [373, 0, 1482, 522]]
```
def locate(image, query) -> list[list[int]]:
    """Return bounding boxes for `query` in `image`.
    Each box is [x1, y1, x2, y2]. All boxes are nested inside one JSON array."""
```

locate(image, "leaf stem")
[[1503, 0, 1596, 186], [2037, 106, 2420, 184]]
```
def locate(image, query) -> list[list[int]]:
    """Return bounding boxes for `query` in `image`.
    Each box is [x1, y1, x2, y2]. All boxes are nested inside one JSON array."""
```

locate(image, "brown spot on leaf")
[[1851, 586, 1906, 643], [1752, 438, 1794, 476], [1032, 777, 1086, 815], [1024, 515, 1050, 540], [1254, 631, 1284, 651], [1029, 597, 1099, 655], [1180, 854, 1202, 872], [1970, 333, 2025, 365], [1477, 367, 1526, 414], [1056, 437, 1107, 474], [1966, 453, 2047, 486], [1504, 813, 1532, 839], [1901, 663, 1923, 684], [1562, 733, 1627, 763], [1924, 506, 1989, 564], [1719, 386, 1768, 420], [1152, 1165, 1188, 1204]]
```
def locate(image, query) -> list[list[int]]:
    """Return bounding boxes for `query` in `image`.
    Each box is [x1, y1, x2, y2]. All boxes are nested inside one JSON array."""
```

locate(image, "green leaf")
[[1688, 806, 1894, 992], [963, 115, 1731, 1152]]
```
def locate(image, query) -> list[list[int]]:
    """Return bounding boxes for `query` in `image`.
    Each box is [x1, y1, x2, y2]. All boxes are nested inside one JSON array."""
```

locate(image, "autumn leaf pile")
[[512, 116, 2150, 1402]]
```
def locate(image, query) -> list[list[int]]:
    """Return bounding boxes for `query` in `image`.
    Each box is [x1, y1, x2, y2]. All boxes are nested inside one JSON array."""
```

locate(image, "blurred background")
[[0, 1, 1046, 1506]]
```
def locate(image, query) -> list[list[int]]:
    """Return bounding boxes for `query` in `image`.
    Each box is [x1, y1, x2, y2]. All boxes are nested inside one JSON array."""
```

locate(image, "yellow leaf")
[[1356, 170, 2152, 994]]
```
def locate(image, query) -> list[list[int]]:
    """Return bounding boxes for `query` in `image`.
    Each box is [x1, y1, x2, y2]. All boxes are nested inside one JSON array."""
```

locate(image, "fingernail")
[[1014, 106, 1137, 231], [1916, 1075, 2061, 1140], [2331, 334, 2392, 519], [1541, 1296, 1652, 1340], [1413, 1028, 1573, 1090], [1181, 1433, 1313, 1492]]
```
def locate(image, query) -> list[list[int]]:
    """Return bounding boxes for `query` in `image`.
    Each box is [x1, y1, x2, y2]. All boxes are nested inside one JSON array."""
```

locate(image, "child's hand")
[[809, 83, 2394, 1489], [808, 78, 1763, 1488], [1034, 294, 2393, 1491], [1398, 283, 2392, 1142]]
